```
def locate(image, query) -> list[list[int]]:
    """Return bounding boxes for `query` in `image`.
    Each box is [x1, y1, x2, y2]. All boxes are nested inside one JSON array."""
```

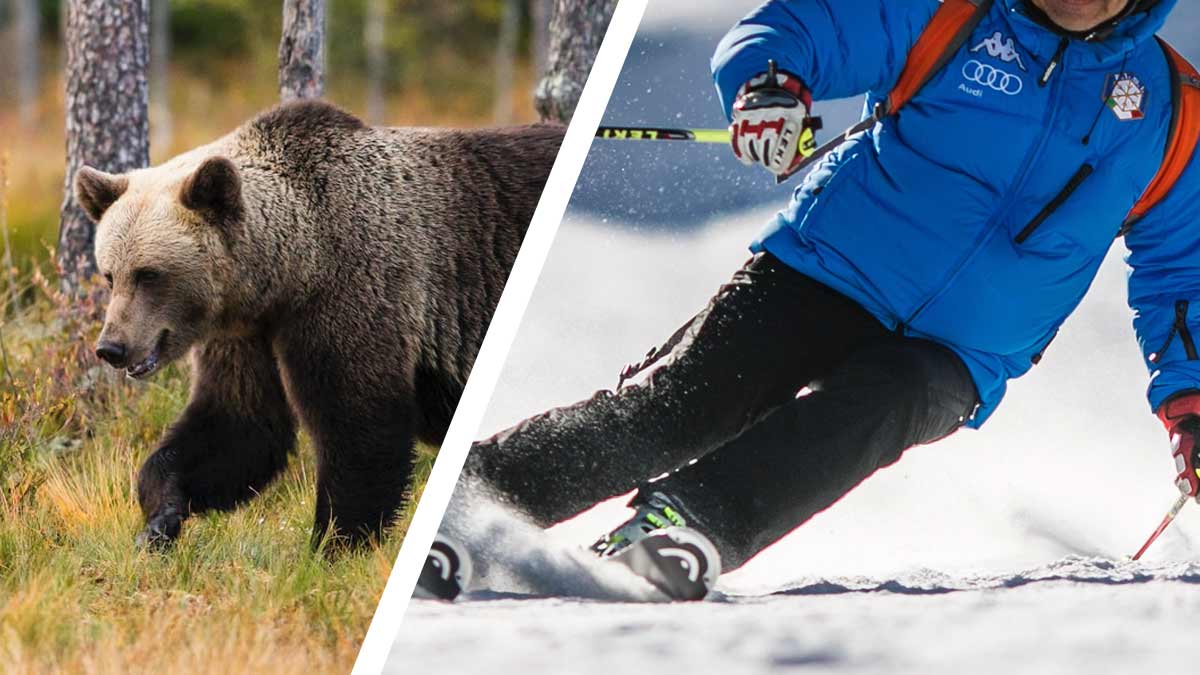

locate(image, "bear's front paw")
[[135, 509, 183, 550]]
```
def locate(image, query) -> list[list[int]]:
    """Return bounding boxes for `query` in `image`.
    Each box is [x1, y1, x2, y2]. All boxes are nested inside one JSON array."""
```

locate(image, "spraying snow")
[[437, 481, 662, 601]]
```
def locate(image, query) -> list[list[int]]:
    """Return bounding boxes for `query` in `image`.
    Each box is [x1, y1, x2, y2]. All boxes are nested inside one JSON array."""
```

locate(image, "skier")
[[464, 0, 1200, 576]]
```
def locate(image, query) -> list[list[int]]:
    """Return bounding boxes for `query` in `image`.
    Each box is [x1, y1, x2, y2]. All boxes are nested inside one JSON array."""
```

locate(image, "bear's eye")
[[103, 273, 113, 288], [133, 269, 161, 286]]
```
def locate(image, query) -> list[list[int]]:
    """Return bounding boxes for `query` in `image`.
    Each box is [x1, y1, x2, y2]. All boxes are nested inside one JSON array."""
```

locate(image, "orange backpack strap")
[[1122, 38, 1200, 234], [885, 0, 994, 115]]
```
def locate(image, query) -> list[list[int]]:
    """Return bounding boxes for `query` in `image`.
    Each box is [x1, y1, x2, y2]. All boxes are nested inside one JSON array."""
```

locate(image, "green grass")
[[0, 264, 435, 673]]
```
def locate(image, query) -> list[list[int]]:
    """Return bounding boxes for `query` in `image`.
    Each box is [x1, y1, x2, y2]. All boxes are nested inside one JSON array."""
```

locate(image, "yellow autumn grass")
[[0, 260, 434, 673]]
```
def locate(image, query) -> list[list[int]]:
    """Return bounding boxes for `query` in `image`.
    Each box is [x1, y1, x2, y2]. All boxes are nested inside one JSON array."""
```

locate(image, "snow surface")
[[391, 559, 1200, 675]]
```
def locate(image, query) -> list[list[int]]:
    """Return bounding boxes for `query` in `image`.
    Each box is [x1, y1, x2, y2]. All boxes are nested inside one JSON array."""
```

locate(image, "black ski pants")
[[464, 252, 979, 570]]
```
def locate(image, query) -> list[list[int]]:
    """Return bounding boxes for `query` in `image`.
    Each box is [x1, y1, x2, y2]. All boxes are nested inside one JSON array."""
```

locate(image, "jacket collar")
[[997, 0, 1175, 66]]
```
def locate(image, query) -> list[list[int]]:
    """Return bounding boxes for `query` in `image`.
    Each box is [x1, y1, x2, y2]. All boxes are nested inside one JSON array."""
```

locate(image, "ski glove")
[[729, 62, 816, 177], [1157, 392, 1200, 500]]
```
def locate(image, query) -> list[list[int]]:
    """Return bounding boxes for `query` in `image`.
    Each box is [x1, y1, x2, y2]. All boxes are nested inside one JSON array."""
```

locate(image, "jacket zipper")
[[1014, 163, 1094, 244], [1152, 301, 1198, 363], [904, 40, 1071, 328], [1040, 38, 1069, 87]]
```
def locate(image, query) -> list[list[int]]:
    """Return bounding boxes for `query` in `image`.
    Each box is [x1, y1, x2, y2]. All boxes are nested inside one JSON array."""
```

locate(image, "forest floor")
[[0, 261, 433, 674]]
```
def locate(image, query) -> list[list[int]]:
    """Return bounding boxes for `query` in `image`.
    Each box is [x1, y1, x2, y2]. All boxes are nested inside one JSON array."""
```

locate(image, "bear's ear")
[[179, 156, 243, 226], [74, 166, 129, 223]]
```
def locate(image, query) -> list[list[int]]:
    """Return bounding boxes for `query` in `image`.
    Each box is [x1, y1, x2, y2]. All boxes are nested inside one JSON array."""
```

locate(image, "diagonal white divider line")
[[350, 2, 649, 672]]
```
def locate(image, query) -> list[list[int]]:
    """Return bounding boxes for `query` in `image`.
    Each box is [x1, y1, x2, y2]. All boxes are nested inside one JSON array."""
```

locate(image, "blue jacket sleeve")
[[710, 0, 939, 120], [1126, 160, 1200, 413]]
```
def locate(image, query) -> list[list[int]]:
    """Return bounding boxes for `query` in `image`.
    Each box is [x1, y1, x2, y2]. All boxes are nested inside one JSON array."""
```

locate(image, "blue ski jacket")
[[712, 0, 1200, 427]]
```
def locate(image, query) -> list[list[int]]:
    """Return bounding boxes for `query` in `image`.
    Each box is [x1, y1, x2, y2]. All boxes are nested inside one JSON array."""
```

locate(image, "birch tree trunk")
[[15, 0, 40, 128], [493, 0, 520, 124], [150, 0, 170, 152], [58, 0, 150, 292], [279, 0, 325, 101], [364, 0, 385, 124], [534, 0, 616, 124]]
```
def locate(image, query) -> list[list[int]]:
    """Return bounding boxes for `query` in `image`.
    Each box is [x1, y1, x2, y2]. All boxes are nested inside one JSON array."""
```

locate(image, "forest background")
[[0, 0, 549, 267]]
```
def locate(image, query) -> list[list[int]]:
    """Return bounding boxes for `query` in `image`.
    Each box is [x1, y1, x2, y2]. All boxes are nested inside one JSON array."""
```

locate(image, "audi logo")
[[962, 59, 1024, 95]]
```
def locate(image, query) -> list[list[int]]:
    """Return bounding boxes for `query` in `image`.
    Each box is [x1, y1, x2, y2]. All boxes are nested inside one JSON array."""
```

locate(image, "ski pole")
[[595, 126, 732, 143], [1131, 492, 1190, 561], [595, 124, 823, 176]]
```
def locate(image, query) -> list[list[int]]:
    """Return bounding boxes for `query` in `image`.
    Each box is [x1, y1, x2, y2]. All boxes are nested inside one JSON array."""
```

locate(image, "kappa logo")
[[1105, 72, 1147, 121], [971, 31, 1027, 71], [962, 59, 1024, 96]]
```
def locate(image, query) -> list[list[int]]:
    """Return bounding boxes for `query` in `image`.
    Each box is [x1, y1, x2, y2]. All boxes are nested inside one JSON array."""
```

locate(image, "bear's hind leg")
[[137, 335, 296, 547]]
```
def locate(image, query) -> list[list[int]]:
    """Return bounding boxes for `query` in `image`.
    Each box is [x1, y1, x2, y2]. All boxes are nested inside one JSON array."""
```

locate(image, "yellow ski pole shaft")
[[595, 126, 732, 143], [595, 121, 823, 182]]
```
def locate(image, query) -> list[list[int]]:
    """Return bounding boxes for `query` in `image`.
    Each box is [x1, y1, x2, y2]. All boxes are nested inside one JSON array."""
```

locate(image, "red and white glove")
[[729, 63, 814, 176], [1157, 393, 1200, 500]]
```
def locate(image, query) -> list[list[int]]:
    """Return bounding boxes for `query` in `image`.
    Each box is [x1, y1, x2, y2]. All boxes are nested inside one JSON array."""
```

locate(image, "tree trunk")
[[531, 0, 551, 80], [364, 0, 385, 124], [15, 0, 40, 128], [533, 0, 616, 124], [59, 0, 150, 292], [493, 0, 519, 124], [150, 0, 170, 152], [279, 0, 325, 102]]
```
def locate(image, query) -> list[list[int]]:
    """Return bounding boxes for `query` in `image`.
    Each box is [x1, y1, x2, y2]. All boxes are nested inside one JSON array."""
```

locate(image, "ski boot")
[[591, 491, 721, 601]]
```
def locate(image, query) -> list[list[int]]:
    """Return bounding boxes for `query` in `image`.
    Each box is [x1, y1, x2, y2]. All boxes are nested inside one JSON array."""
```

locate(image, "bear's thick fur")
[[76, 100, 563, 547]]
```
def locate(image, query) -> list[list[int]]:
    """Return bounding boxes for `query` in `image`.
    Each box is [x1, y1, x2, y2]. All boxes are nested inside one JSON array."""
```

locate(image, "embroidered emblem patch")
[[1104, 73, 1146, 121]]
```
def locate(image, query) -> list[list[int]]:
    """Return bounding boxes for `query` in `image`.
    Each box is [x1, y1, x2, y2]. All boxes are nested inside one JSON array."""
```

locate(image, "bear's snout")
[[95, 340, 128, 367]]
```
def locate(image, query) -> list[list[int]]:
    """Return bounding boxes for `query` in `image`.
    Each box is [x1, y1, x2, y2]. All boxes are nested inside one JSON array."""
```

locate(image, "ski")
[[609, 526, 721, 601], [414, 534, 473, 601]]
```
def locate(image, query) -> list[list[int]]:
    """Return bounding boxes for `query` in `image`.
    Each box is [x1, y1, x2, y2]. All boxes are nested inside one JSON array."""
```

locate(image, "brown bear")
[[74, 100, 563, 548]]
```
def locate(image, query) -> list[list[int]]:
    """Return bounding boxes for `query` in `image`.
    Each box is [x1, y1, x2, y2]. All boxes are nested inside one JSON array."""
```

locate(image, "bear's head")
[[76, 156, 243, 379]]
